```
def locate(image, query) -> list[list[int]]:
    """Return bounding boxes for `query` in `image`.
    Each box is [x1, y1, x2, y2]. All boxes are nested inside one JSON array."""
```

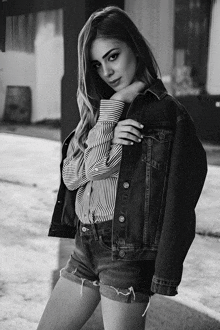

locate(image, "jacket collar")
[[141, 79, 168, 100]]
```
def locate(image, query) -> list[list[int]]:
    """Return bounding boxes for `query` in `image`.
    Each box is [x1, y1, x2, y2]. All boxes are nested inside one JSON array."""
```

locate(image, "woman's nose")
[[102, 64, 113, 77]]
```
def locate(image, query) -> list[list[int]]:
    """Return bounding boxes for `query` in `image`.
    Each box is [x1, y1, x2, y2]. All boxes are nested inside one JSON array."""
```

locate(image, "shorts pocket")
[[99, 235, 112, 251]]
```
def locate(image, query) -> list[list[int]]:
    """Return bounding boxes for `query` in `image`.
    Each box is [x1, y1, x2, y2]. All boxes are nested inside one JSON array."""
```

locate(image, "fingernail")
[[140, 124, 144, 128]]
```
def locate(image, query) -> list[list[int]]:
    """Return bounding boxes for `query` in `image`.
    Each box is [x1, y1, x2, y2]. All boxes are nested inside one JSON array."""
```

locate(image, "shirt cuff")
[[98, 99, 125, 122]]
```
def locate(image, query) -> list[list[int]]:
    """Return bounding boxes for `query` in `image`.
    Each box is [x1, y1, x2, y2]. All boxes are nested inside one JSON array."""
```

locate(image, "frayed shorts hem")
[[60, 268, 150, 304]]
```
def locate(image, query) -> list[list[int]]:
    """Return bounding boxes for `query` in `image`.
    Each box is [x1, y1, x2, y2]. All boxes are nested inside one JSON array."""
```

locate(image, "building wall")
[[34, 10, 63, 122], [0, 51, 36, 120], [125, 0, 174, 94], [0, 9, 63, 122], [207, 0, 220, 95]]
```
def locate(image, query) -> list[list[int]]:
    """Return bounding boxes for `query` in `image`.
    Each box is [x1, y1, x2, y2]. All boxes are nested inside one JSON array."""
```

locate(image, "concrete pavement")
[[0, 132, 220, 330]]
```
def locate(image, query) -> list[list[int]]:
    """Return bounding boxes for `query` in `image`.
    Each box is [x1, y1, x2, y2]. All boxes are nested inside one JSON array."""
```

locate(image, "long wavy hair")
[[74, 6, 160, 152]]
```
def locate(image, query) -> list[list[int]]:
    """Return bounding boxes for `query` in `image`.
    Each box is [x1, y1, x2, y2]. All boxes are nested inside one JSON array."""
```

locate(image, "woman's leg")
[[101, 295, 149, 330], [37, 277, 101, 330]]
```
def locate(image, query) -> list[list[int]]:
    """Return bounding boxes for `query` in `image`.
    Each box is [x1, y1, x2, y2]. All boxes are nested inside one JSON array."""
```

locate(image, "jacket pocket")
[[141, 129, 173, 247]]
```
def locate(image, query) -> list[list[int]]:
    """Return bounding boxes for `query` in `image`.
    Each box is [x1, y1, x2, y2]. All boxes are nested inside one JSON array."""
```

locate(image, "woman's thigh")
[[37, 277, 100, 330], [101, 295, 150, 330]]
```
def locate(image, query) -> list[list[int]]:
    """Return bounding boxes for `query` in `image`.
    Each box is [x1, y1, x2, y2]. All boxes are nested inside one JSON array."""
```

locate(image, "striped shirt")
[[62, 99, 125, 223]]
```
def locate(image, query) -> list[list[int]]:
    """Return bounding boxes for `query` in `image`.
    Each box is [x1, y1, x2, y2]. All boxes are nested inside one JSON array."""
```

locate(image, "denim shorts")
[[60, 219, 155, 303]]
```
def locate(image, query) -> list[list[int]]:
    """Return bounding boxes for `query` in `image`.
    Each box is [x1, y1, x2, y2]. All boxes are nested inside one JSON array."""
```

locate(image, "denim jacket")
[[48, 79, 207, 296]]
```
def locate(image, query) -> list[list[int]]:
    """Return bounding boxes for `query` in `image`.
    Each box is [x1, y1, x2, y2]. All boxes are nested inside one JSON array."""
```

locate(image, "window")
[[173, 0, 211, 96]]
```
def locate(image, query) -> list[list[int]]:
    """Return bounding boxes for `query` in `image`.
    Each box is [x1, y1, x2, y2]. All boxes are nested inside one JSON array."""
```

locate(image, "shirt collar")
[[141, 79, 168, 100]]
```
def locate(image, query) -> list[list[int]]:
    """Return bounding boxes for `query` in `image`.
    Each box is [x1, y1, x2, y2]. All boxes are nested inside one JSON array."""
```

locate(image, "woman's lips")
[[109, 78, 121, 87]]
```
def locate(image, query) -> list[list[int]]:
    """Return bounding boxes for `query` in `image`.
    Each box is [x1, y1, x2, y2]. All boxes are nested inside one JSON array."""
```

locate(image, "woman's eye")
[[109, 53, 119, 61]]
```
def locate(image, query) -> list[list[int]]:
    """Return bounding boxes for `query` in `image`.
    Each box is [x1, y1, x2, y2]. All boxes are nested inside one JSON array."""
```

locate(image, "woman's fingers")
[[112, 136, 140, 145], [117, 119, 143, 129], [112, 119, 144, 145], [115, 130, 142, 141], [112, 138, 135, 145]]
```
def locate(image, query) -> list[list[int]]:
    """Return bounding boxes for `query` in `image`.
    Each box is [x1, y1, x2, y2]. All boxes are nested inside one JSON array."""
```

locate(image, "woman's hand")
[[111, 81, 145, 145], [112, 119, 143, 145], [110, 81, 145, 103]]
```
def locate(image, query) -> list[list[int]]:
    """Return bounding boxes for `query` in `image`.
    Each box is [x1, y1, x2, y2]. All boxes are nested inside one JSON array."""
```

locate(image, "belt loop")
[[91, 223, 99, 241], [75, 215, 80, 230], [91, 214, 99, 241]]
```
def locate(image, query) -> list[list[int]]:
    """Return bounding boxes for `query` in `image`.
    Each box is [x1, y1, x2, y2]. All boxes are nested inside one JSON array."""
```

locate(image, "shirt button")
[[119, 250, 126, 258], [123, 182, 129, 189], [95, 167, 99, 172], [82, 227, 87, 232], [119, 215, 125, 223]]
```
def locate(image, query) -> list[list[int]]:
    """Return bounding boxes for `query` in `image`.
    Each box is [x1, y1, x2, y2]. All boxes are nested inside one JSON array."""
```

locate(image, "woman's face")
[[90, 38, 137, 92]]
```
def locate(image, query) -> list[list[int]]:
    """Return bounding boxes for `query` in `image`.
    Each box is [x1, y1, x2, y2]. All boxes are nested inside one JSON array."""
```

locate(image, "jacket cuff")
[[98, 99, 125, 122], [151, 275, 179, 296]]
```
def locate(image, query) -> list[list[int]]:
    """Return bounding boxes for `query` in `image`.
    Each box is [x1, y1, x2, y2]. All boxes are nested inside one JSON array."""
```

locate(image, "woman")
[[37, 6, 207, 330]]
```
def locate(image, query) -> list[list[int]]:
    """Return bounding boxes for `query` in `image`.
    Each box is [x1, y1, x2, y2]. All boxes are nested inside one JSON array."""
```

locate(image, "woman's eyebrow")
[[91, 48, 119, 63], [102, 48, 119, 59]]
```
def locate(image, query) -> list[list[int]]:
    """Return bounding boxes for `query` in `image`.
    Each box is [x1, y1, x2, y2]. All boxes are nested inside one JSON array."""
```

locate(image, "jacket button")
[[82, 227, 87, 232], [119, 215, 125, 223], [123, 182, 129, 189], [159, 132, 165, 140], [118, 238, 125, 245], [119, 250, 126, 258]]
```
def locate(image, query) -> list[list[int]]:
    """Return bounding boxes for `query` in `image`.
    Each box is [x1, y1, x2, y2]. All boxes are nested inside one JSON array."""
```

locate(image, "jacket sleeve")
[[151, 108, 207, 296]]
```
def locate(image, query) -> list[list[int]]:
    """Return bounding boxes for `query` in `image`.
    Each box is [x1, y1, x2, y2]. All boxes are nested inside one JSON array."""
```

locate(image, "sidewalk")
[[0, 132, 220, 330]]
